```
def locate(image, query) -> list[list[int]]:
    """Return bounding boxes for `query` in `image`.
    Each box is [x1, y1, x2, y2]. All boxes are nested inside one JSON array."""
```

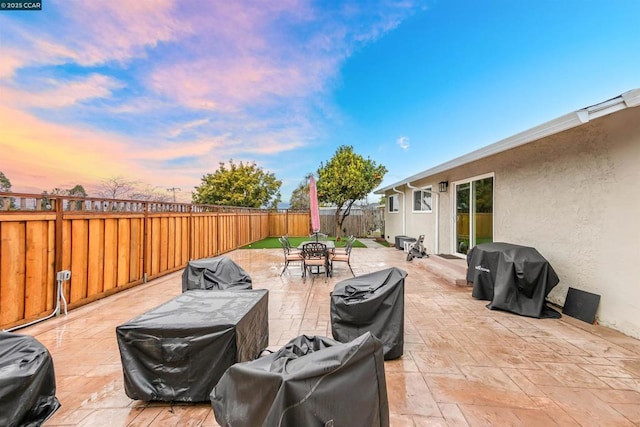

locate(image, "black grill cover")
[[330, 267, 407, 360], [211, 332, 389, 427], [182, 256, 252, 292], [467, 242, 561, 318], [0, 332, 60, 427], [116, 289, 268, 402]]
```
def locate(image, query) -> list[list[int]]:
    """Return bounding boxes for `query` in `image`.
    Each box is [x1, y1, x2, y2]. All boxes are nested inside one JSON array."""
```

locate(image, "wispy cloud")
[[397, 136, 410, 150], [3, 74, 124, 108]]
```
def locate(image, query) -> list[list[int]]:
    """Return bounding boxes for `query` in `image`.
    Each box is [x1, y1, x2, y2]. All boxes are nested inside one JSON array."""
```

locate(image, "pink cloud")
[[3, 74, 123, 108]]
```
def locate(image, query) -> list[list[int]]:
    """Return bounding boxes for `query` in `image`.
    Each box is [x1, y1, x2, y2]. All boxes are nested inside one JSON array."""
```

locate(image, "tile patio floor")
[[17, 246, 640, 426]]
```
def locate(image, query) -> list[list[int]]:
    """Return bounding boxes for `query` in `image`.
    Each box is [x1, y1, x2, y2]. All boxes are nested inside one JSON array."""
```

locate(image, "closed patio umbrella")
[[309, 175, 321, 239]]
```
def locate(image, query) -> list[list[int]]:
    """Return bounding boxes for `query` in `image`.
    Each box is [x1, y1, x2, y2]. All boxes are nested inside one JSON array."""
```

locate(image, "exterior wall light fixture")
[[438, 181, 449, 192]]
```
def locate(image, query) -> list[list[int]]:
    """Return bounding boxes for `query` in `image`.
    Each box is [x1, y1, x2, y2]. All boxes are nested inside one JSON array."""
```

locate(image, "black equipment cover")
[[182, 256, 252, 292], [0, 332, 60, 427], [467, 242, 560, 318], [211, 332, 389, 427], [330, 267, 407, 360], [116, 289, 268, 402]]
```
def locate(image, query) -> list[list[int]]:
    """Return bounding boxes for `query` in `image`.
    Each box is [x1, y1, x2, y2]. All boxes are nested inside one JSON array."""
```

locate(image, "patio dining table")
[[297, 240, 336, 250], [298, 241, 335, 277]]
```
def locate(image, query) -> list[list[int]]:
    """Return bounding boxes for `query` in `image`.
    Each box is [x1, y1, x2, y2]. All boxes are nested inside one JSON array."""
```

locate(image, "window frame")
[[412, 187, 433, 213], [388, 194, 399, 213]]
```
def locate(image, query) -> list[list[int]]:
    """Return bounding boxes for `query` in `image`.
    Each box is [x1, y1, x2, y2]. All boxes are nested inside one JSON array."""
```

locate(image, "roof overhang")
[[375, 88, 640, 194]]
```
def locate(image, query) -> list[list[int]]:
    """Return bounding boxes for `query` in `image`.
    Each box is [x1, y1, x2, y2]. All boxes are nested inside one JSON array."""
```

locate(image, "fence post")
[[54, 197, 63, 292], [143, 201, 149, 282]]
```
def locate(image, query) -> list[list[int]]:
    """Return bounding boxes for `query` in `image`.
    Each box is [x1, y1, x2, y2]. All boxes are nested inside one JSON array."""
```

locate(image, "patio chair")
[[332, 235, 355, 255], [279, 237, 303, 276], [301, 242, 329, 281], [282, 235, 301, 255], [329, 238, 355, 276]]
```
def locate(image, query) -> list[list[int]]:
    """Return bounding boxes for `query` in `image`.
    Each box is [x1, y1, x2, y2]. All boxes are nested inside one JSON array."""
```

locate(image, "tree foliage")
[[0, 171, 12, 209], [68, 185, 88, 197], [289, 174, 313, 210], [0, 171, 11, 192], [317, 145, 387, 238], [193, 160, 282, 209]]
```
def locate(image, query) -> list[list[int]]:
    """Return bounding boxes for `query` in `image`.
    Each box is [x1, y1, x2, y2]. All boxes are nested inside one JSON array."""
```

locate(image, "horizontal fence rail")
[[0, 192, 310, 330]]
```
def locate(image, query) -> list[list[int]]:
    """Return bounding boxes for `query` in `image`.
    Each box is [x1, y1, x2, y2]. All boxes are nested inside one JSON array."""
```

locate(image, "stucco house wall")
[[377, 90, 640, 339]]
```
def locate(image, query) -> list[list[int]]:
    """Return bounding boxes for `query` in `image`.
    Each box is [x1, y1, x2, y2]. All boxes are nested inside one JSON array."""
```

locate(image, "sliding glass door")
[[454, 175, 493, 255]]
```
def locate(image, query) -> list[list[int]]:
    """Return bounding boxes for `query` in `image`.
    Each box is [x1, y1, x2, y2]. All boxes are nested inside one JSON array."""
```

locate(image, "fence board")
[[117, 219, 130, 287], [129, 218, 143, 282], [160, 217, 169, 273], [103, 219, 118, 292], [0, 222, 26, 324], [25, 221, 48, 316], [70, 219, 89, 303], [46, 221, 55, 312], [88, 219, 105, 296]]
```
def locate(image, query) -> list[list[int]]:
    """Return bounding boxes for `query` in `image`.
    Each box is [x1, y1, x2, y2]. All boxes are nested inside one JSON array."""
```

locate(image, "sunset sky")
[[1, 1, 639, 204]]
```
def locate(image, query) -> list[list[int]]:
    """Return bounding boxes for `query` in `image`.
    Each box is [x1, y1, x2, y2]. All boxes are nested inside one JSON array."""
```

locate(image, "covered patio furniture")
[[182, 256, 252, 292], [467, 242, 561, 318], [116, 289, 269, 402], [0, 332, 60, 427], [211, 332, 389, 427], [301, 241, 330, 281], [330, 267, 407, 360], [278, 237, 303, 276]]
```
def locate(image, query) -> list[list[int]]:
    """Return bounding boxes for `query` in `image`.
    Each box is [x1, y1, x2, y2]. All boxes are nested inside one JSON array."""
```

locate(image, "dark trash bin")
[[182, 256, 252, 292], [467, 242, 560, 318], [0, 332, 61, 427], [395, 236, 416, 251], [211, 332, 389, 427], [394, 235, 406, 250], [330, 267, 407, 360], [116, 289, 268, 402]]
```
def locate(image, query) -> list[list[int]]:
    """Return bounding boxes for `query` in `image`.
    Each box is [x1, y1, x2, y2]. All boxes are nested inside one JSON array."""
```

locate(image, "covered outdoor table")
[[211, 332, 389, 427], [0, 332, 60, 427], [116, 289, 268, 402], [330, 267, 407, 360], [467, 242, 560, 318], [182, 256, 252, 292]]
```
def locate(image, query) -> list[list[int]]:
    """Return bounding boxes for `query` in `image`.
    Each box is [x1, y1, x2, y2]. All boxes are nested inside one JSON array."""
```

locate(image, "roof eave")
[[375, 88, 640, 194]]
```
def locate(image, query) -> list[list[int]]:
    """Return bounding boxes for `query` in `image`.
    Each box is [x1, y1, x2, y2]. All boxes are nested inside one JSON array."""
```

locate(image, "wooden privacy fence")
[[0, 193, 310, 330], [318, 207, 383, 238]]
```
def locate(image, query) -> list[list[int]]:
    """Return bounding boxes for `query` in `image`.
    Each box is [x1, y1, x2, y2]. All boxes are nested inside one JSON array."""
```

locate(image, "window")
[[388, 195, 399, 212], [413, 188, 432, 212]]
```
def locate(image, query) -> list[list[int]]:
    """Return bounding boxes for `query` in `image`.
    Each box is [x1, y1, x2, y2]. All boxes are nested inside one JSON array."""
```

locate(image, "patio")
[[16, 244, 640, 426]]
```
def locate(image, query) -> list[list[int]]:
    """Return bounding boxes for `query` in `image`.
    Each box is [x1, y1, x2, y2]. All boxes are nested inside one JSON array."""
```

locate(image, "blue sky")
[[1, 0, 639, 203]]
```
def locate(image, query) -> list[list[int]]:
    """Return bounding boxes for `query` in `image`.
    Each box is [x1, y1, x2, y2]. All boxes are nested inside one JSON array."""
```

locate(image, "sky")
[[1, 0, 639, 204]]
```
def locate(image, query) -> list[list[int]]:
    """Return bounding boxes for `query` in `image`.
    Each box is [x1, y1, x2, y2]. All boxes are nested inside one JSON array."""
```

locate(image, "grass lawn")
[[240, 236, 367, 249]]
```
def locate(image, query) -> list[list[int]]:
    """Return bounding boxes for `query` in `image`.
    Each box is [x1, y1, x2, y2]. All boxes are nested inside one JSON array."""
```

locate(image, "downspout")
[[391, 187, 405, 236], [406, 182, 439, 254]]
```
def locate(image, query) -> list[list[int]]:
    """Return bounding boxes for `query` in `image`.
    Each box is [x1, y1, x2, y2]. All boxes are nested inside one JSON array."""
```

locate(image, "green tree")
[[289, 174, 313, 210], [193, 160, 282, 209], [317, 145, 387, 239], [67, 184, 88, 210], [68, 184, 88, 197], [0, 171, 12, 209], [0, 171, 11, 192]]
